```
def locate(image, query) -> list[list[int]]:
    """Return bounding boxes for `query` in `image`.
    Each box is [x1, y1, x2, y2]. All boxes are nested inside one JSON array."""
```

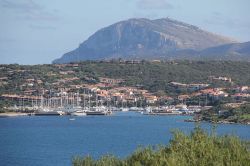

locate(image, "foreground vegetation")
[[72, 127, 250, 166]]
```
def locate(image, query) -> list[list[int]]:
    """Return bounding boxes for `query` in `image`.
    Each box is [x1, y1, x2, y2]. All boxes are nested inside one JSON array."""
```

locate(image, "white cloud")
[[0, 0, 59, 21], [1, 0, 41, 11]]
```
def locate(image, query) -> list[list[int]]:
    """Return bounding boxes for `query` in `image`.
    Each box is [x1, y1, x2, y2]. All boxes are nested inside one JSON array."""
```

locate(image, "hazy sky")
[[0, 0, 250, 64]]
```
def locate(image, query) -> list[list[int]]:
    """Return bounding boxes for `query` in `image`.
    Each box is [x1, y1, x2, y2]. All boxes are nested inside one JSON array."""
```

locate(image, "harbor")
[[1, 112, 249, 166], [1, 89, 211, 118], [1, 103, 209, 117]]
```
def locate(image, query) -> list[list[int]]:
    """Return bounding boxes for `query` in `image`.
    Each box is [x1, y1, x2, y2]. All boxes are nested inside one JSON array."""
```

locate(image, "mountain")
[[53, 18, 236, 63], [160, 42, 250, 61]]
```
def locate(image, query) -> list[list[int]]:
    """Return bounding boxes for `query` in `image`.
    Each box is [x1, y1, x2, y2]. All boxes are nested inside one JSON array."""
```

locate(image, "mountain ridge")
[[53, 18, 242, 63]]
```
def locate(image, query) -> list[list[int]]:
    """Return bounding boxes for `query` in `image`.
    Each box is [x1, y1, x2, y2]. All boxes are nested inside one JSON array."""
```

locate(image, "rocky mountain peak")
[[53, 18, 237, 63]]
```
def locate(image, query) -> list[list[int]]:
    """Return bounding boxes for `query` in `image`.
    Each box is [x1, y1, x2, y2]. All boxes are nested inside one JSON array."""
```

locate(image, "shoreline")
[[184, 118, 250, 125], [1, 112, 249, 126], [0, 112, 29, 117]]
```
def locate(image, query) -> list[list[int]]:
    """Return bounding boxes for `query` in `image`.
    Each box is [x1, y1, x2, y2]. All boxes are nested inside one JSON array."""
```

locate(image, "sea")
[[0, 111, 249, 166]]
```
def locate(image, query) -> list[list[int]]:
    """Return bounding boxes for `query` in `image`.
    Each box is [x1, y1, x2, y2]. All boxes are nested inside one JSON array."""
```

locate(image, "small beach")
[[0, 112, 28, 117]]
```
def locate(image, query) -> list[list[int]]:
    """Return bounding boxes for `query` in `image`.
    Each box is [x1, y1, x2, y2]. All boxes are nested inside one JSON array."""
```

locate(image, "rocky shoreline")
[[184, 118, 250, 125]]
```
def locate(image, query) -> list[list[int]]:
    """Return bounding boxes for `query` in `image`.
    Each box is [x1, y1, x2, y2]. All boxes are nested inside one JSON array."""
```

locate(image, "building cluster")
[[0, 63, 250, 108]]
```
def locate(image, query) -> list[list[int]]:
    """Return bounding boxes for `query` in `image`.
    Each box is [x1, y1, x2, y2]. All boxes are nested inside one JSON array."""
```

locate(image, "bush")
[[72, 127, 250, 166]]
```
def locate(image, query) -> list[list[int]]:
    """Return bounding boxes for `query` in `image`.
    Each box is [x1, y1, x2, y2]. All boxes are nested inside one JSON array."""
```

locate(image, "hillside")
[[53, 18, 235, 63], [198, 41, 250, 61], [1, 61, 250, 95]]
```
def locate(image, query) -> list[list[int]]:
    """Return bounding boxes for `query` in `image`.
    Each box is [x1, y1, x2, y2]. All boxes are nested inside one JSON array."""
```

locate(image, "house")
[[234, 86, 249, 93], [232, 93, 250, 100], [37, 80, 43, 84], [99, 77, 124, 85], [200, 88, 228, 99], [144, 94, 158, 104], [209, 76, 232, 82], [23, 90, 37, 95], [0, 77, 8, 81], [178, 95, 190, 101], [187, 84, 210, 91], [59, 70, 75, 75], [169, 82, 187, 88]]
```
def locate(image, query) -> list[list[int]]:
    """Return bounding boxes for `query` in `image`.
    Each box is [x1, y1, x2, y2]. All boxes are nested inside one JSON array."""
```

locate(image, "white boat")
[[71, 110, 87, 116], [59, 105, 78, 113], [141, 107, 153, 115], [110, 107, 120, 112], [121, 108, 129, 112], [130, 107, 144, 112], [86, 106, 112, 115]]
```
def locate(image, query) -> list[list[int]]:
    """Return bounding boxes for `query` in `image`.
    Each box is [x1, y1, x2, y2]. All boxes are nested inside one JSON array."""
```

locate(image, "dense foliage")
[[72, 127, 250, 166], [75, 61, 250, 91]]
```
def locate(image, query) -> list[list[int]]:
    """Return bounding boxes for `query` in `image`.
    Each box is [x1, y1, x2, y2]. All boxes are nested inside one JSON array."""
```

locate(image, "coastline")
[[0, 112, 29, 117], [184, 118, 250, 125]]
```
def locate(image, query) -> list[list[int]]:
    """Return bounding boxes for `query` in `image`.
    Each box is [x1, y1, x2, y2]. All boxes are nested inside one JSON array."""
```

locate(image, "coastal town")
[[0, 61, 250, 123], [2, 1, 250, 165]]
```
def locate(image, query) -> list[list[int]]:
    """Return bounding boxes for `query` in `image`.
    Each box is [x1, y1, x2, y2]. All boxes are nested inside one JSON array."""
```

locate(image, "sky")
[[0, 0, 250, 64]]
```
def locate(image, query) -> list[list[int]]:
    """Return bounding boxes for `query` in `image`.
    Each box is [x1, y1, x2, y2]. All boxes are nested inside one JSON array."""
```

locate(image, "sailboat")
[[85, 94, 112, 115], [34, 95, 64, 116], [70, 92, 87, 116]]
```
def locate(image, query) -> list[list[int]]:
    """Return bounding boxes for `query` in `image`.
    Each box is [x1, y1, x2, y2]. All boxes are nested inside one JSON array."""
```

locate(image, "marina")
[[1, 104, 206, 117], [2, 90, 211, 117]]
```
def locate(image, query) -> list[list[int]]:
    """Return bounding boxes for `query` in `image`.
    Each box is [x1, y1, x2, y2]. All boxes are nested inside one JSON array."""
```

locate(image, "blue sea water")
[[0, 112, 249, 166]]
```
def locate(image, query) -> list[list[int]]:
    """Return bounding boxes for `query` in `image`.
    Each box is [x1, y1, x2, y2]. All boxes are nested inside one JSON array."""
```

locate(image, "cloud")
[[136, 0, 173, 10], [0, 0, 59, 21], [1, 0, 41, 11]]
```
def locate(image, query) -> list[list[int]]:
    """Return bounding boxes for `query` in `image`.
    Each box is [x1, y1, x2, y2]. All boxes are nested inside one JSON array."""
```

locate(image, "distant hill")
[[163, 42, 250, 61], [53, 18, 238, 63], [198, 41, 250, 61]]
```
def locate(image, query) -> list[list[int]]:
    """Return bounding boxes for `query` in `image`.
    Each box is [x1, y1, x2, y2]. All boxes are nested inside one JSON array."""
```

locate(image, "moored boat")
[[71, 110, 87, 116], [34, 111, 63, 116], [85, 110, 112, 115]]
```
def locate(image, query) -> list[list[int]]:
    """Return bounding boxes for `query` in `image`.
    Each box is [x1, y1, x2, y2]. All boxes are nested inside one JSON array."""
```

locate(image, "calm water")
[[0, 112, 249, 166]]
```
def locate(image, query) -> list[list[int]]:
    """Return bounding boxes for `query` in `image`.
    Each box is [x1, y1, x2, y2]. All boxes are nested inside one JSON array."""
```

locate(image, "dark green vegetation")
[[76, 61, 250, 92], [1, 61, 250, 95], [200, 103, 250, 124], [72, 127, 250, 166]]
